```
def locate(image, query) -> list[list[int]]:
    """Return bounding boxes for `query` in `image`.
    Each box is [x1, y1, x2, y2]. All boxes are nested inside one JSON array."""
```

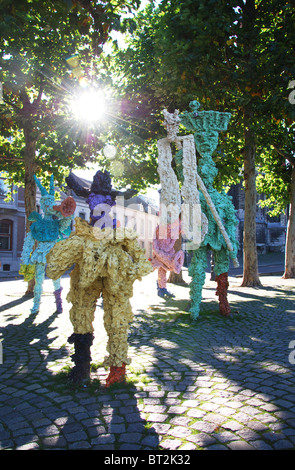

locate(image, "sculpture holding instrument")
[[177, 100, 239, 318], [153, 108, 208, 299], [155, 103, 239, 318], [46, 170, 152, 386], [19, 174, 76, 314]]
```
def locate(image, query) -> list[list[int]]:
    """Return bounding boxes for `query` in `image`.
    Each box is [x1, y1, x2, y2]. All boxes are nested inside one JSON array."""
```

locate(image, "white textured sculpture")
[[157, 109, 182, 225], [157, 109, 207, 248], [153, 109, 208, 298]]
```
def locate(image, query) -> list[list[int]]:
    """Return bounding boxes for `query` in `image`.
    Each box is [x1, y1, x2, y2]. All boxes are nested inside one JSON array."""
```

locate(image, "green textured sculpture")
[[179, 101, 239, 319]]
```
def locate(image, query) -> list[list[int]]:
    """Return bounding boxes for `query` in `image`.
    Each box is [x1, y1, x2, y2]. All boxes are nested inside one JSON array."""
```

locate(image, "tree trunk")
[[23, 123, 37, 295], [241, 107, 262, 287], [167, 234, 187, 285], [23, 126, 37, 223], [167, 270, 185, 284], [283, 165, 295, 278]]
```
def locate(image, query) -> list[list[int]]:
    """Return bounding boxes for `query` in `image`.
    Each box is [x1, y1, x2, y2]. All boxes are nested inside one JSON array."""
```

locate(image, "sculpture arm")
[[122, 237, 153, 279], [46, 236, 83, 280], [196, 172, 239, 267], [20, 231, 35, 265], [58, 214, 74, 237]]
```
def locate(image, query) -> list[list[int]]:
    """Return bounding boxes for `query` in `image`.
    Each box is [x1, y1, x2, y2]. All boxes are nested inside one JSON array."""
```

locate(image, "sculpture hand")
[[19, 263, 35, 281], [53, 196, 76, 217]]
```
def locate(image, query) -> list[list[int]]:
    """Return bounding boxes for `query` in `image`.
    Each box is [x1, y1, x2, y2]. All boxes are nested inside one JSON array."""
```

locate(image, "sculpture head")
[[34, 174, 76, 218], [86, 171, 116, 227], [162, 108, 181, 144], [90, 170, 113, 196], [34, 174, 56, 215], [66, 169, 136, 228], [180, 101, 231, 156], [194, 130, 220, 157]]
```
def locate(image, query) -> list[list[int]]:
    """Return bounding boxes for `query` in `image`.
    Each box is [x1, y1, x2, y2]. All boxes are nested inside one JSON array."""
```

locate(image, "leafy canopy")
[[0, 0, 140, 190], [105, 0, 295, 201]]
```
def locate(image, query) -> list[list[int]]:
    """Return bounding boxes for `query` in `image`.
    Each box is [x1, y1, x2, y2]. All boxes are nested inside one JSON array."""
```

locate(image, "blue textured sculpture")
[[20, 174, 76, 314], [177, 101, 239, 319]]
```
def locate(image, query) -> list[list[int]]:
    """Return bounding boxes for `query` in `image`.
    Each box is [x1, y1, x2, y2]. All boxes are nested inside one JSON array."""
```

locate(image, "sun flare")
[[70, 90, 106, 123]]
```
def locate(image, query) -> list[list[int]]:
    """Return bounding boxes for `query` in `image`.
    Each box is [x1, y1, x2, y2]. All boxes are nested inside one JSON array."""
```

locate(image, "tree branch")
[[2, 98, 22, 112], [0, 156, 24, 162], [33, 84, 44, 108], [273, 144, 295, 167]]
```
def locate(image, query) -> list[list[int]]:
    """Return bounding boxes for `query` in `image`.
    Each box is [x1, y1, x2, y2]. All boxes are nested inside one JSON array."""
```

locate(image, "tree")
[[107, 0, 295, 286], [0, 0, 140, 220], [0, 0, 140, 292], [256, 118, 295, 279]]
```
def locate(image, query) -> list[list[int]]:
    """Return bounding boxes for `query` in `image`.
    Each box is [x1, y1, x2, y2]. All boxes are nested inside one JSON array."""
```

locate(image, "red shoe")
[[105, 363, 126, 387]]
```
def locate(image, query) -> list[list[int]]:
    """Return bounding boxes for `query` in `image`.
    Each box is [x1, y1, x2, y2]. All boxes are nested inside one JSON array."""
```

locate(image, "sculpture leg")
[[31, 263, 45, 313], [68, 332, 94, 383], [188, 247, 207, 320], [215, 272, 230, 316], [213, 249, 230, 317], [102, 281, 133, 387], [67, 273, 102, 383], [53, 278, 63, 313], [157, 267, 175, 298]]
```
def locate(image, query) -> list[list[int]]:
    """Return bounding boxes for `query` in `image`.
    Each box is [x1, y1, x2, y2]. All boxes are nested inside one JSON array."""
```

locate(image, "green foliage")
[[0, 0, 141, 190], [108, 0, 295, 201], [257, 146, 294, 217]]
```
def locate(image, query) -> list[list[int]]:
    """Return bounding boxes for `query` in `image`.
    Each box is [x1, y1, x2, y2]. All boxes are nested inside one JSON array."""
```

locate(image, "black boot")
[[68, 333, 94, 384]]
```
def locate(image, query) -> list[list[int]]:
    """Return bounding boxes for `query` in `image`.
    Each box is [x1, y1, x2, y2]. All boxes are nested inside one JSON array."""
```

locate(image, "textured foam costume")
[[152, 109, 185, 298], [152, 221, 184, 298], [20, 174, 76, 314], [177, 101, 239, 318], [46, 170, 152, 386]]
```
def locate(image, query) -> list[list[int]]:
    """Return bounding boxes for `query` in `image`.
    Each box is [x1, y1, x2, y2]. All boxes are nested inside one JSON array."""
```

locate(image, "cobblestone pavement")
[[0, 270, 295, 451]]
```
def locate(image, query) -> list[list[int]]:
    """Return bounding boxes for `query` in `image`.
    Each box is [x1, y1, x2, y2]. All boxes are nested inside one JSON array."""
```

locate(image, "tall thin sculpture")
[[152, 110, 184, 298], [179, 101, 239, 318], [155, 103, 239, 318], [153, 109, 208, 298]]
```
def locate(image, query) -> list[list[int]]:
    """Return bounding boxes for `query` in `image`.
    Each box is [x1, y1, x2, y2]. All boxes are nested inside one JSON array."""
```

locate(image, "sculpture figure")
[[152, 110, 185, 298], [19, 174, 76, 314], [178, 101, 239, 318], [152, 219, 184, 298], [153, 109, 209, 298], [46, 170, 152, 386]]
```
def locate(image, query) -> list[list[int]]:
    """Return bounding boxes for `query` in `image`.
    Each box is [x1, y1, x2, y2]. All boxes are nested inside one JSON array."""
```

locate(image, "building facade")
[[228, 182, 288, 254], [0, 178, 26, 273]]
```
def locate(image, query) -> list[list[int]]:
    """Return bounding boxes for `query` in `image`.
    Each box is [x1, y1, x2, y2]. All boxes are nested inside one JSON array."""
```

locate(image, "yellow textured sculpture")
[[46, 217, 152, 385]]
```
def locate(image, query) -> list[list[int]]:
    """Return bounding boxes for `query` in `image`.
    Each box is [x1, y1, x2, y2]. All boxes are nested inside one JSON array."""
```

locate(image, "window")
[[148, 221, 153, 238], [0, 178, 8, 197], [149, 242, 153, 259], [140, 219, 145, 236], [0, 219, 12, 251], [79, 212, 86, 220]]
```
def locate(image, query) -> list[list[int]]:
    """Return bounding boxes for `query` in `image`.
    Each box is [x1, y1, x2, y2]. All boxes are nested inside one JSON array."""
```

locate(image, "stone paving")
[[0, 269, 295, 451]]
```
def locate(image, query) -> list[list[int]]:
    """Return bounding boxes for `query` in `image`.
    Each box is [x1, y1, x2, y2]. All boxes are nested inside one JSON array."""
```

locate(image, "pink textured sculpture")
[[152, 220, 184, 297]]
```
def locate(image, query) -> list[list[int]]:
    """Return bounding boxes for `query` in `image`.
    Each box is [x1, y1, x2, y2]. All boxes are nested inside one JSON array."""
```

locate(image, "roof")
[[66, 172, 159, 215]]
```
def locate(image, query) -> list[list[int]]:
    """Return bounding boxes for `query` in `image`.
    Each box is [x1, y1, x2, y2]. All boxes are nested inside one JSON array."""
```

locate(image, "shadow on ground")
[[0, 276, 294, 450]]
